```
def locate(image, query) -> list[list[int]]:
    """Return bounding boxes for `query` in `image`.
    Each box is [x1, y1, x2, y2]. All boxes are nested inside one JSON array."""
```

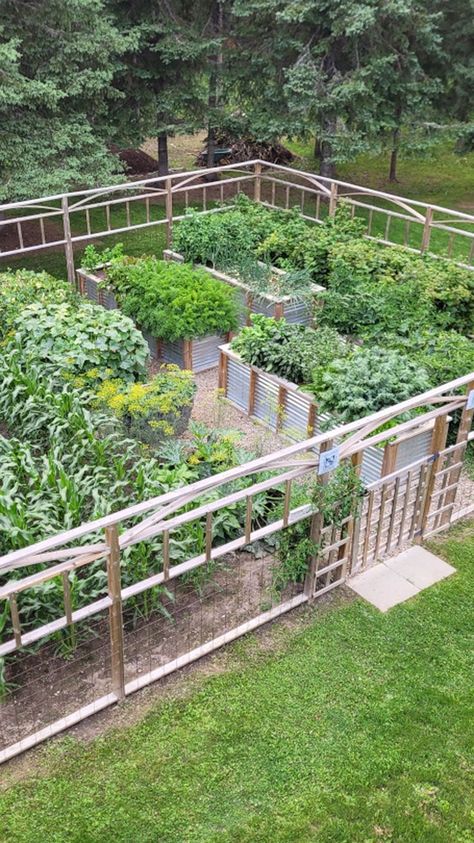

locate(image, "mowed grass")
[[0, 522, 473, 843]]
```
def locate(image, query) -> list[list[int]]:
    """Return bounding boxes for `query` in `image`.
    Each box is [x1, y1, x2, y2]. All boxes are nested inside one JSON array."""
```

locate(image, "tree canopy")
[[0, 0, 472, 199]]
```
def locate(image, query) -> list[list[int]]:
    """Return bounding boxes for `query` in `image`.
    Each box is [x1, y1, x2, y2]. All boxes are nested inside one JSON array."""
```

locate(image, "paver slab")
[[384, 546, 455, 589], [349, 564, 420, 612]]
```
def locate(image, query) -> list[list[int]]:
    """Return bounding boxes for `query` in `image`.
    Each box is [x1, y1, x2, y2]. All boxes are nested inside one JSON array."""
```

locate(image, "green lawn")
[[1, 522, 473, 843], [288, 139, 474, 212]]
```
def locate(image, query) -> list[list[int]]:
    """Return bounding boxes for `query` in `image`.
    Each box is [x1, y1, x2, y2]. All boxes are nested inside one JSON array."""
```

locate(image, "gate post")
[[417, 413, 449, 540], [440, 382, 474, 526], [420, 207, 433, 253], [254, 162, 262, 203], [328, 183, 338, 216], [304, 440, 332, 599], [105, 525, 125, 700]]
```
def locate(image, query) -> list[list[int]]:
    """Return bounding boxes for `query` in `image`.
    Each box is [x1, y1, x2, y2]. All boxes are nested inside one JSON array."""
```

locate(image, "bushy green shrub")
[[94, 366, 196, 446], [317, 346, 431, 423], [13, 301, 149, 382], [174, 199, 365, 287], [385, 330, 474, 386], [107, 257, 239, 341], [0, 269, 76, 339], [259, 203, 366, 281], [230, 315, 346, 384], [81, 242, 125, 271], [325, 240, 474, 335], [174, 207, 260, 268]]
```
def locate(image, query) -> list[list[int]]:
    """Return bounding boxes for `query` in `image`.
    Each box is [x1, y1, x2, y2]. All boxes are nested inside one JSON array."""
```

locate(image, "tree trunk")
[[206, 0, 224, 174], [389, 126, 400, 182], [313, 136, 321, 160], [319, 116, 337, 179], [157, 132, 169, 176]]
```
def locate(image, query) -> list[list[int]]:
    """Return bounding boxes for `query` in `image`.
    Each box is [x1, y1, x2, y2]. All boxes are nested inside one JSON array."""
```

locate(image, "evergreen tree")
[[0, 0, 128, 200]]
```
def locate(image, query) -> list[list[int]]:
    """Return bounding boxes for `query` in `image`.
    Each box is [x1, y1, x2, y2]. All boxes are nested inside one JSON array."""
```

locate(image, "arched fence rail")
[[0, 373, 473, 764], [1, 161, 474, 281]]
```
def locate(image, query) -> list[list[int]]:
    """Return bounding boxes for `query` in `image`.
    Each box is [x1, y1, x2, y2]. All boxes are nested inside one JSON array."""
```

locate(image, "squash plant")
[[13, 301, 149, 382], [0, 269, 77, 339]]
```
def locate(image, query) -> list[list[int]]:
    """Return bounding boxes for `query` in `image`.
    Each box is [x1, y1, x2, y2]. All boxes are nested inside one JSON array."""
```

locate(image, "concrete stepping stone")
[[348, 546, 455, 612], [384, 546, 455, 590]]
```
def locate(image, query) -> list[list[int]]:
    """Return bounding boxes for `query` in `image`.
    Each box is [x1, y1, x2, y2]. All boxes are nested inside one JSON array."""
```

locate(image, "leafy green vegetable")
[[317, 346, 431, 423], [231, 315, 346, 384], [0, 269, 77, 339], [106, 256, 239, 341], [13, 301, 149, 382]]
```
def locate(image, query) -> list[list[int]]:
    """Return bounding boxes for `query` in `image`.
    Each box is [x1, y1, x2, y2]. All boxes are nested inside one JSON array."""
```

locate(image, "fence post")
[[304, 440, 332, 599], [420, 206, 433, 253], [440, 381, 474, 526], [346, 451, 364, 576], [165, 177, 173, 247], [328, 183, 338, 217], [381, 442, 399, 477], [61, 196, 76, 286], [105, 525, 125, 700], [417, 413, 449, 540], [254, 162, 262, 203]]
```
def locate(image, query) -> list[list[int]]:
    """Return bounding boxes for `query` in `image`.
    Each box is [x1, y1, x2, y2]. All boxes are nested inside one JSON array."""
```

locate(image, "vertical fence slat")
[[329, 183, 338, 216], [9, 594, 22, 648], [105, 525, 125, 700], [205, 513, 213, 562], [61, 195, 76, 285], [62, 572, 72, 625], [254, 162, 262, 203], [166, 177, 173, 247], [283, 479, 292, 528], [162, 530, 170, 580], [421, 207, 433, 253], [245, 497, 253, 544]]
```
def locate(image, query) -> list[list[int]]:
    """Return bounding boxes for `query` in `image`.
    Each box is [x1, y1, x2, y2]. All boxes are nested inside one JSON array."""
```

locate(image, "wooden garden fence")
[[1, 160, 474, 278], [0, 373, 473, 764]]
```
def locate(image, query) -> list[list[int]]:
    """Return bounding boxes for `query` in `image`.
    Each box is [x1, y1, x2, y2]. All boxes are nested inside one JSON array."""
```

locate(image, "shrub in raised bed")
[[93, 365, 196, 447], [13, 300, 149, 383], [0, 269, 77, 339], [173, 196, 365, 285], [385, 329, 474, 387]]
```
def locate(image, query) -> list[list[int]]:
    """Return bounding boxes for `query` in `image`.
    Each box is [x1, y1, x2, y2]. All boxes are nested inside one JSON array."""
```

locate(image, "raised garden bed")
[[76, 266, 232, 373], [218, 343, 440, 484], [163, 249, 325, 327]]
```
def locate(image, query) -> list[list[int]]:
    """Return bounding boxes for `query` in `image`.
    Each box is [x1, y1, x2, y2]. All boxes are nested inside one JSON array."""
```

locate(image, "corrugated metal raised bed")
[[163, 249, 325, 327], [218, 344, 438, 485], [76, 267, 230, 373]]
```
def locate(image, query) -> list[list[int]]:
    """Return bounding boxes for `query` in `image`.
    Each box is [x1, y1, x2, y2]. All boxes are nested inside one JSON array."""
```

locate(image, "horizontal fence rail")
[[0, 373, 473, 763], [1, 160, 474, 282]]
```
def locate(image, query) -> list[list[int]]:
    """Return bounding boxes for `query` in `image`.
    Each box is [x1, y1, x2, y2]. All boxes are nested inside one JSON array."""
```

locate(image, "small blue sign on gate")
[[318, 446, 340, 476]]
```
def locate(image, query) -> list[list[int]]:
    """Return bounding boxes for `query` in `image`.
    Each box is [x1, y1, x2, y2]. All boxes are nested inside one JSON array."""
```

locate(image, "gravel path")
[[191, 367, 289, 457]]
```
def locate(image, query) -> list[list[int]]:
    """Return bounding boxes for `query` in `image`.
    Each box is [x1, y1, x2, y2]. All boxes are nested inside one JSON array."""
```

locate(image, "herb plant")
[[94, 366, 196, 446], [107, 257, 239, 341]]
